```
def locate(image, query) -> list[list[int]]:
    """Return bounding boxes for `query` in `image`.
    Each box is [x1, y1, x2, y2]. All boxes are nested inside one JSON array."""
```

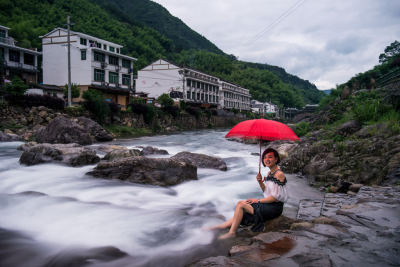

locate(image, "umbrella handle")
[[259, 139, 261, 174]]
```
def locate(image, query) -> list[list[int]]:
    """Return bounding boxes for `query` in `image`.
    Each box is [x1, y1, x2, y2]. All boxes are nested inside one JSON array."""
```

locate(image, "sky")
[[151, 0, 400, 90]]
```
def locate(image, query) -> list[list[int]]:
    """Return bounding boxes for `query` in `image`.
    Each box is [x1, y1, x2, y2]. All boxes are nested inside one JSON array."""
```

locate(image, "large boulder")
[[140, 146, 169, 156], [35, 116, 92, 145], [335, 120, 361, 137], [19, 143, 100, 166], [171, 151, 227, 171], [103, 148, 141, 161], [0, 130, 22, 142], [87, 156, 197, 186], [75, 116, 113, 142]]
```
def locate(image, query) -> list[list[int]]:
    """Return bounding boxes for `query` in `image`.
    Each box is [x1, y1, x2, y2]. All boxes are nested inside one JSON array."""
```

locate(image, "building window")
[[192, 92, 195, 99], [197, 81, 200, 89], [80, 38, 87, 46], [186, 79, 191, 87], [187, 91, 190, 99], [116, 48, 120, 53], [109, 71, 118, 84], [89, 40, 95, 47], [109, 46, 115, 52], [197, 92, 200, 100], [103, 44, 107, 50], [23, 53, 34, 65], [0, 47, 4, 60], [109, 55, 119, 66], [94, 51, 105, 62], [80, 50, 86, 60], [96, 42, 101, 48], [122, 74, 130, 86], [9, 50, 20, 62], [122, 59, 130, 68], [94, 69, 105, 82]]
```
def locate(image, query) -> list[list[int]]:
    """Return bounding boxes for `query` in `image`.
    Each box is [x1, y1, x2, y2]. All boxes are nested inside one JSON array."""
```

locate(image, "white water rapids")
[[0, 129, 322, 266]]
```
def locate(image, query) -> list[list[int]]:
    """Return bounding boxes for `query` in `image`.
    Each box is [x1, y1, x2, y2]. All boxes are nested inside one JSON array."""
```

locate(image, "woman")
[[212, 148, 288, 240]]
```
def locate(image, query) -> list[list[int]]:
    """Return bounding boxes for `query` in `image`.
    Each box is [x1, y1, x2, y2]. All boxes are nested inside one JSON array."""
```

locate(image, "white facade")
[[136, 59, 251, 110], [0, 25, 41, 84], [250, 99, 278, 114], [41, 28, 136, 90]]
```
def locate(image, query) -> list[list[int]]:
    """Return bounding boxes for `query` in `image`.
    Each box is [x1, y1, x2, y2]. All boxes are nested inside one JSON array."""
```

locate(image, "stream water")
[[0, 129, 323, 266]]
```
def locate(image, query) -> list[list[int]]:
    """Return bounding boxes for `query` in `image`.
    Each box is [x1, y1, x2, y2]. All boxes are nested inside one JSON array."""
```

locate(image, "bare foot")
[[202, 225, 225, 231], [217, 232, 236, 240]]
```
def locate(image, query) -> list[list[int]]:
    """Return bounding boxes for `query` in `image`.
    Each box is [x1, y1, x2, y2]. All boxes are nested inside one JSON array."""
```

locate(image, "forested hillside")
[[0, 0, 325, 107]]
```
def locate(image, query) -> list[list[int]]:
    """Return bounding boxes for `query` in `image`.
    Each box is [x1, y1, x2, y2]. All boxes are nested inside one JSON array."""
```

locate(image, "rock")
[[0, 130, 22, 142], [35, 116, 92, 145], [19, 143, 100, 166], [96, 145, 127, 153], [87, 156, 197, 186], [75, 116, 113, 142], [290, 222, 314, 230], [347, 191, 357, 196], [140, 146, 169, 156], [171, 151, 227, 171], [336, 181, 352, 193], [3, 129, 14, 135], [189, 256, 243, 267], [340, 86, 351, 100], [328, 186, 338, 193], [291, 251, 332, 267], [349, 183, 363, 192], [103, 149, 141, 161], [335, 120, 361, 137], [312, 216, 340, 225]]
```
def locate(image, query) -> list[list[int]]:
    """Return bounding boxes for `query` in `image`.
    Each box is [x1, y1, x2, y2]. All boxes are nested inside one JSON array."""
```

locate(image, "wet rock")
[[0, 130, 22, 142], [96, 145, 127, 153], [19, 143, 100, 166], [35, 116, 92, 145], [140, 146, 169, 156], [171, 151, 227, 171], [291, 251, 332, 267], [75, 116, 113, 142], [349, 183, 363, 192], [189, 256, 244, 267], [312, 216, 340, 226], [103, 148, 141, 161], [290, 222, 313, 230], [87, 156, 197, 186]]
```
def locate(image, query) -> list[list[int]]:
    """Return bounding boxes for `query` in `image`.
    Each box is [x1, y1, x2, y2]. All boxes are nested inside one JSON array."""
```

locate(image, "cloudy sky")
[[152, 0, 400, 90]]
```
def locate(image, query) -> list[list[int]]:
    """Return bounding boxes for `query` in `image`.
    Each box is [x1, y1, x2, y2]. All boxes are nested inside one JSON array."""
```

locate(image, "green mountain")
[[0, 0, 324, 107]]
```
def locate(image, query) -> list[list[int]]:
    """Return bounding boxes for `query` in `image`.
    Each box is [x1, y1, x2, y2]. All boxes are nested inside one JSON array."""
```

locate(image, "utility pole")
[[67, 15, 72, 107]]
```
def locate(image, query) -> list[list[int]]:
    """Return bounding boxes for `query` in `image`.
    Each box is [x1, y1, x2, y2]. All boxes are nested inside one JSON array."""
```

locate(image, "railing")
[[0, 36, 15, 46], [376, 67, 400, 87]]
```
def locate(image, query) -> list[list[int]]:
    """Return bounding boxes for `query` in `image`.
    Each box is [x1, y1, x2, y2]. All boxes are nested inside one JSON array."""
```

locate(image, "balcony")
[[3, 60, 38, 72], [0, 36, 15, 46]]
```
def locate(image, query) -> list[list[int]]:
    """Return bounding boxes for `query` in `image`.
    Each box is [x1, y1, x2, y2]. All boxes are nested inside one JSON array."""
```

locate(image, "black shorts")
[[240, 201, 284, 232]]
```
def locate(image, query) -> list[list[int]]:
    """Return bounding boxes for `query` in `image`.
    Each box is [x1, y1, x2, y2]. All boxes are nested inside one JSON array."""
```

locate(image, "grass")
[[105, 124, 152, 138]]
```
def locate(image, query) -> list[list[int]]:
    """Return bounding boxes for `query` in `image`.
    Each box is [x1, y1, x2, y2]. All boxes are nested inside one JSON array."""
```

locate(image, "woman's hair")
[[262, 148, 280, 166]]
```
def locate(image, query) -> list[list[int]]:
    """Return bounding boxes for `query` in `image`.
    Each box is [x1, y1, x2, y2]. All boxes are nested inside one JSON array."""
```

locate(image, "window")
[[9, 50, 20, 62], [122, 74, 130, 86], [80, 50, 86, 60], [109, 46, 115, 52], [201, 83, 204, 90], [186, 79, 191, 87], [0, 47, 4, 60], [80, 38, 87, 46], [187, 91, 190, 99], [192, 92, 195, 99], [201, 93, 204, 101], [197, 81, 200, 89], [122, 59, 130, 68], [103, 44, 107, 50], [96, 42, 101, 48], [89, 40, 95, 47], [94, 69, 105, 82], [197, 92, 200, 100], [116, 48, 119, 53], [94, 51, 105, 62], [24, 53, 34, 65], [109, 71, 118, 84], [108, 55, 119, 66]]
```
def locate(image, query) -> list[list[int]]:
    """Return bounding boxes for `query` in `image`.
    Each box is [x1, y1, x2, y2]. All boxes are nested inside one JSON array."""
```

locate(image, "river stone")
[[19, 143, 100, 166], [96, 145, 127, 153], [189, 256, 243, 267], [140, 146, 169, 156], [103, 149, 141, 161], [335, 120, 361, 137], [87, 156, 197, 186], [35, 116, 92, 145], [75, 116, 113, 142], [0, 130, 22, 142], [171, 151, 227, 171]]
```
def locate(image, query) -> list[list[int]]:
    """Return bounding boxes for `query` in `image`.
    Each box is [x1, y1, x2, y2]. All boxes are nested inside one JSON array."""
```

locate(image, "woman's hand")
[[256, 172, 263, 183], [245, 198, 258, 204]]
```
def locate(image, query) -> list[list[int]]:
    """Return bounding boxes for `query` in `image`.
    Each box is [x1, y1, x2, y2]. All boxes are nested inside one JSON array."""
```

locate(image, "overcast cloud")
[[151, 0, 400, 90]]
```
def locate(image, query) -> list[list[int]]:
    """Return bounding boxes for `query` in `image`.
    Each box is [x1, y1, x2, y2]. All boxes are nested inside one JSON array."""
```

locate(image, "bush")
[[63, 83, 80, 99], [127, 103, 156, 124], [157, 93, 174, 108], [4, 76, 28, 96], [185, 106, 201, 119], [294, 121, 311, 137], [162, 105, 180, 117], [82, 89, 110, 124], [179, 100, 187, 110], [5, 94, 65, 110]]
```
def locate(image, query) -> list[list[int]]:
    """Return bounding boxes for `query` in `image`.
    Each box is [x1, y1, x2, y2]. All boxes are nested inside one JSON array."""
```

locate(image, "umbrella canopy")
[[225, 119, 300, 141], [225, 119, 299, 173]]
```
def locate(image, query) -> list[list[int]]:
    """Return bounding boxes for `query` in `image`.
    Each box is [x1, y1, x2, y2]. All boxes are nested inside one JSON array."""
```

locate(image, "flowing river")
[[0, 129, 323, 267]]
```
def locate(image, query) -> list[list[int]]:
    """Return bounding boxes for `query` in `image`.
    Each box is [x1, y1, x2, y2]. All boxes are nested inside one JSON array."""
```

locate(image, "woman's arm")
[[256, 173, 265, 192], [246, 195, 277, 204]]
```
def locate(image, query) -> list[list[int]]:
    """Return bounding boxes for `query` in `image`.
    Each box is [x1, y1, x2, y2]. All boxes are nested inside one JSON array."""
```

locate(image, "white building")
[[250, 100, 278, 115], [40, 28, 137, 108], [136, 59, 251, 110], [0, 25, 41, 84], [220, 80, 251, 111]]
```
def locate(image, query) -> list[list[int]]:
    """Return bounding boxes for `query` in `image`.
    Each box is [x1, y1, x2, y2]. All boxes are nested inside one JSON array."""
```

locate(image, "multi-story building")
[[136, 59, 251, 110], [220, 80, 251, 111], [40, 28, 137, 108], [250, 99, 278, 115], [0, 25, 41, 84]]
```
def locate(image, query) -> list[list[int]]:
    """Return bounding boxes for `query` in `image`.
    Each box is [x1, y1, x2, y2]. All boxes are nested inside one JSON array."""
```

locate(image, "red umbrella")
[[225, 119, 299, 172]]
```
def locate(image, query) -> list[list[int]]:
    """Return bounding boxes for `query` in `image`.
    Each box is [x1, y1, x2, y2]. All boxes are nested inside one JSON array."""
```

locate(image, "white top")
[[263, 172, 288, 203]]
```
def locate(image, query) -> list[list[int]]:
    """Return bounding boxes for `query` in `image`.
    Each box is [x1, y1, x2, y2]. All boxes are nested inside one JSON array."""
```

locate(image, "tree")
[[82, 89, 110, 124], [63, 83, 81, 99], [379, 40, 400, 64], [4, 76, 28, 96], [157, 93, 174, 108]]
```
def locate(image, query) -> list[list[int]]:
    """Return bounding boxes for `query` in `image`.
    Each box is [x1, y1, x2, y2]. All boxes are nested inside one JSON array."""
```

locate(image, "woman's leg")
[[218, 201, 254, 239]]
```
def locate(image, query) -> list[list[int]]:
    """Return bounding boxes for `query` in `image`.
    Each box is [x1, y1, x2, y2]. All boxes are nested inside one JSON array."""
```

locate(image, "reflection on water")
[[0, 129, 322, 266]]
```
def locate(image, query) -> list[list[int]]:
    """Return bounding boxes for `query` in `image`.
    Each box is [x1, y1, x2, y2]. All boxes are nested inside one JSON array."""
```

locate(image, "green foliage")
[[63, 83, 81, 98], [131, 97, 145, 104], [82, 89, 109, 123], [179, 100, 187, 110], [294, 122, 311, 137], [64, 105, 85, 116], [4, 76, 28, 96], [157, 93, 174, 108], [379, 40, 400, 64], [144, 104, 156, 124], [351, 91, 392, 123]]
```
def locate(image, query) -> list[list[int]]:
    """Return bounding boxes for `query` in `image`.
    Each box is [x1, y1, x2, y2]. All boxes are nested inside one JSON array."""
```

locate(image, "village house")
[[40, 28, 137, 108], [220, 80, 251, 111], [0, 25, 41, 85], [135, 59, 251, 110], [250, 99, 278, 115]]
